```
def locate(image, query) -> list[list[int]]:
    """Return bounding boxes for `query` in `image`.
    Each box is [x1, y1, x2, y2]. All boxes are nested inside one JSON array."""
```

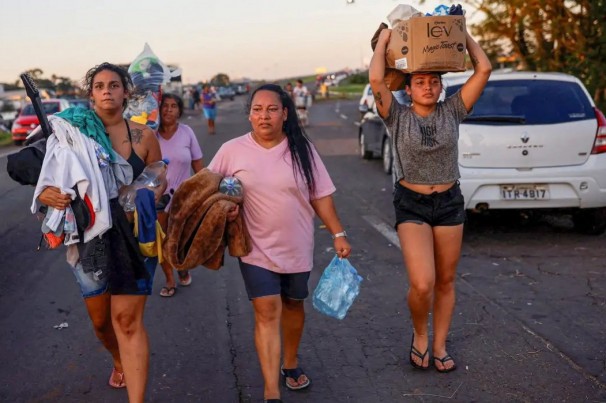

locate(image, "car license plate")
[[500, 185, 549, 200]]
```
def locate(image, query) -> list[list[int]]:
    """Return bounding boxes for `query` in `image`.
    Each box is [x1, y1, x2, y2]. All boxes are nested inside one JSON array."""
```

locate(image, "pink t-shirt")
[[157, 124, 203, 197], [208, 132, 336, 273]]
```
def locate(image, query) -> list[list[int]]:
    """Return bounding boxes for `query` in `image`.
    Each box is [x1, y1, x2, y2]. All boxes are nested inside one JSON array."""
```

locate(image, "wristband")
[[331, 231, 347, 239]]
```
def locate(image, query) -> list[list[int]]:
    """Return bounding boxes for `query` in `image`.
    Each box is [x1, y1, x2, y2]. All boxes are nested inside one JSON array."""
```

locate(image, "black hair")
[[296, 79, 303, 85], [82, 62, 133, 109], [160, 93, 184, 118], [247, 84, 317, 195]]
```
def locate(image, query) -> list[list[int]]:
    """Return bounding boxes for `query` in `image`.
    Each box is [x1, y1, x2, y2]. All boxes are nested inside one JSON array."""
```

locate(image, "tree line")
[[465, 0, 606, 107]]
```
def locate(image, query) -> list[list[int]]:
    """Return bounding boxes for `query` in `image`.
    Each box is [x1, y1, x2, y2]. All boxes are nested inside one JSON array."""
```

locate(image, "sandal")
[[409, 334, 429, 370], [108, 367, 125, 388], [281, 366, 311, 390], [159, 286, 177, 297], [178, 271, 192, 286], [433, 354, 457, 373]]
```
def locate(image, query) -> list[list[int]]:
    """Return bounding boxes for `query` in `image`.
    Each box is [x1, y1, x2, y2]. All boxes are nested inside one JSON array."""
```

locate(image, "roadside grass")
[[325, 83, 366, 100], [0, 131, 13, 147]]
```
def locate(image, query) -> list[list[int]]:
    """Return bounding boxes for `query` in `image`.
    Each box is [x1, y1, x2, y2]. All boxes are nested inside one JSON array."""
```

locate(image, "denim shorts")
[[70, 257, 158, 298], [70, 262, 109, 298], [393, 181, 466, 228], [238, 260, 310, 300], [203, 107, 216, 120]]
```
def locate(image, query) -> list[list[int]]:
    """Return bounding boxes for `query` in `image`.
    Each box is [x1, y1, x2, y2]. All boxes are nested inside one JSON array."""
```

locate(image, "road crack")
[[225, 297, 244, 402]]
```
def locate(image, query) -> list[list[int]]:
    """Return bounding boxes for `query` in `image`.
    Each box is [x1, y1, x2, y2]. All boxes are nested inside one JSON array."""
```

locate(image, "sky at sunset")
[[0, 0, 474, 84]]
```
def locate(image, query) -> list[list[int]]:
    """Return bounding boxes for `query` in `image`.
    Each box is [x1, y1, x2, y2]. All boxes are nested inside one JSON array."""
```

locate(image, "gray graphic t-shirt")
[[383, 91, 469, 184]]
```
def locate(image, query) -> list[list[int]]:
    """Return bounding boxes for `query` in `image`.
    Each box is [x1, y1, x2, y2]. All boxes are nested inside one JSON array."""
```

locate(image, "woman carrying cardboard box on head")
[[369, 25, 491, 372]]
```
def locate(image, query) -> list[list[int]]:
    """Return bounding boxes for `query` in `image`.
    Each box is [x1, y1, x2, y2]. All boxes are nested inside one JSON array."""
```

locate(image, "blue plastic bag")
[[312, 256, 362, 320]]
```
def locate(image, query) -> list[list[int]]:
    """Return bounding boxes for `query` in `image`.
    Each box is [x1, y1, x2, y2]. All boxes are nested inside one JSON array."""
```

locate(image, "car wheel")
[[382, 137, 393, 174], [13, 140, 24, 146], [573, 208, 606, 235], [359, 132, 373, 159]]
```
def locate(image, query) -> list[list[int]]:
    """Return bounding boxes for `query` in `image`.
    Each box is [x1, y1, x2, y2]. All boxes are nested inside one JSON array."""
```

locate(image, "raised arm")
[[369, 28, 394, 119], [460, 31, 492, 111]]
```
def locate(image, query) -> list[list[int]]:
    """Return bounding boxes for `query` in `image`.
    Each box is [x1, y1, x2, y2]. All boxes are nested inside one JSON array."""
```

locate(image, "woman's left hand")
[[226, 204, 240, 222], [334, 237, 351, 259]]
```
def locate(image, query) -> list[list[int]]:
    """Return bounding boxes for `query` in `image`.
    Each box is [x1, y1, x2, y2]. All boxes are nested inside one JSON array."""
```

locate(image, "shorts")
[[393, 181, 466, 228], [203, 107, 216, 120], [70, 257, 157, 299], [238, 260, 310, 300], [74, 199, 157, 297]]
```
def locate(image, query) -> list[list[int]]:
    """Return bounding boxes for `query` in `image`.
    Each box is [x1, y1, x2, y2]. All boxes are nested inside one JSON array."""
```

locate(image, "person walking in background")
[[156, 93, 203, 297], [36, 62, 163, 402], [191, 87, 200, 111], [292, 79, 310, 127], [208, 84, 351, 403], [369, 26, 491, 373], [284, 82, 294, 100], [201, 84, 217, 134]]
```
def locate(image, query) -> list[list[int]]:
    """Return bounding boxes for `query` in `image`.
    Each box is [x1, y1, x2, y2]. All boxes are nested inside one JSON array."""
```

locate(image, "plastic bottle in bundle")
[[432, 4, 450, 16], [118, 159, 170, 212]]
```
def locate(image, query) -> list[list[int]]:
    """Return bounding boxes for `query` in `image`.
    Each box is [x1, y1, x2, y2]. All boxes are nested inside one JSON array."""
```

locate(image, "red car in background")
[[11, 99, 71, 145]]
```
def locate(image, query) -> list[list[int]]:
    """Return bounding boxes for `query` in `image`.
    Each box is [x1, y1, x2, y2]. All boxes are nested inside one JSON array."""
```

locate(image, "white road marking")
[[353, 121, 360, 127], [0, 147, 19, 159], [340, 114, 348, 120], [362, 215, 400, 248]]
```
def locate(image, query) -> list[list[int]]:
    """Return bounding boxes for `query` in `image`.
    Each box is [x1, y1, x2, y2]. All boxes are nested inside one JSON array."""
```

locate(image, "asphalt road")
[[0, 97, 604, 402]]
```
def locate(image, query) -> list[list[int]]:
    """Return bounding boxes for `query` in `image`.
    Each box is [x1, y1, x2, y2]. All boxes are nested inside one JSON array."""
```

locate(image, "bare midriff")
[[398, 179, 455, 195]]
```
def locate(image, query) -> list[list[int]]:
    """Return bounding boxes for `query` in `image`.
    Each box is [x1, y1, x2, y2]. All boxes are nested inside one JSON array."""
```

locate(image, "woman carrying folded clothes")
[[34, 62, 162, 402], [208, 84, 351, 403], [156, 93, 203, 297], [369, 26, 491, 372]]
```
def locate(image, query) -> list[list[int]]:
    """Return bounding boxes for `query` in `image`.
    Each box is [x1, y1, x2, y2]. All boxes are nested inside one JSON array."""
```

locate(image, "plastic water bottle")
[[118, 159, 169, 212], [219, 176, 243, 197]]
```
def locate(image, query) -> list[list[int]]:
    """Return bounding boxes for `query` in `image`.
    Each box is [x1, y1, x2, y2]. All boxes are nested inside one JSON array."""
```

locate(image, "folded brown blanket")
[[163, 168, 251, 270]]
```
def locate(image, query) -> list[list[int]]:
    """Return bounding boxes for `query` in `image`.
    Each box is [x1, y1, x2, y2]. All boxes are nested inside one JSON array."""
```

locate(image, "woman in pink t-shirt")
[[209, 84, 351, 403], [157, 94, 203, 297]]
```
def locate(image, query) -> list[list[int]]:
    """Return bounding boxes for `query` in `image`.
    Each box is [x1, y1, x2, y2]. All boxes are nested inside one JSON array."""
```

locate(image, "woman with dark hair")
[[156, 93, 203, 296], [208, 84, 351, 403], [36, 62, 162, 402], [370, 26, 491, 373]]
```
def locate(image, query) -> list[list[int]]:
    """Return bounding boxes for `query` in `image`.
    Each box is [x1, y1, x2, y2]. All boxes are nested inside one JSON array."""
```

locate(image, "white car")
[[358, 84, 375, 119], [443, 71, 606, 234]]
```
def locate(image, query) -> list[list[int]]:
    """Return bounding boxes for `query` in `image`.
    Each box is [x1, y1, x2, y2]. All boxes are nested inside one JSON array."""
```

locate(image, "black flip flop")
[[433, 355, 457, 373], [410, 334, 430, 370], [281, 367, 311, 390], [159, 286, 177, 297]]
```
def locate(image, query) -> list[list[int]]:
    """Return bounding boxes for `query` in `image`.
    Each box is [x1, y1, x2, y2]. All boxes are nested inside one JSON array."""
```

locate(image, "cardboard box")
[[386, 15, 467, 73]]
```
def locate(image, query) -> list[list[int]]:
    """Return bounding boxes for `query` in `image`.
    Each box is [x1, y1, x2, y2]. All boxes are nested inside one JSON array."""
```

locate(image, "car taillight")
[[591, 107, 606, 154]]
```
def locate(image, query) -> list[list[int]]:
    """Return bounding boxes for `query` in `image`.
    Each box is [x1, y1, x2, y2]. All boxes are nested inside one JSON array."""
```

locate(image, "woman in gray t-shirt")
[[369, 26, 491, 373]]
